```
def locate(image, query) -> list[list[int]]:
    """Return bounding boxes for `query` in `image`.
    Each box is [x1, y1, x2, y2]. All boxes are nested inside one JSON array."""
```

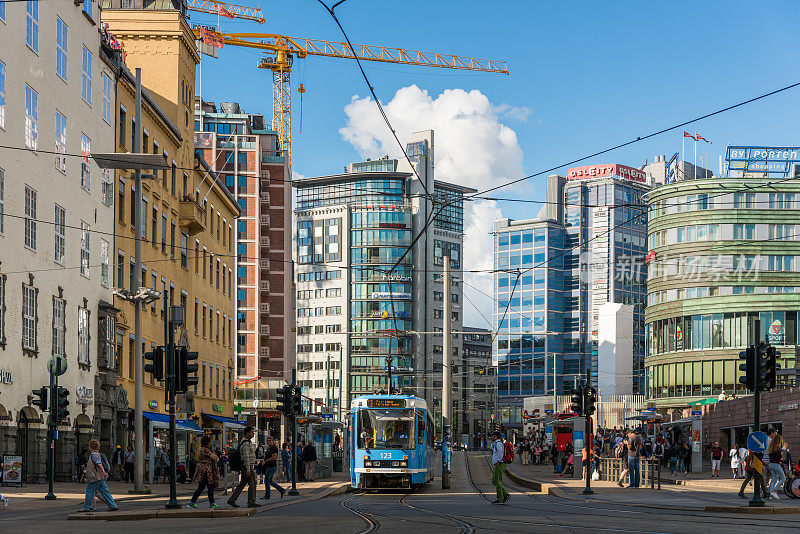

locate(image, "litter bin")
[[333, 451, 343, 472]]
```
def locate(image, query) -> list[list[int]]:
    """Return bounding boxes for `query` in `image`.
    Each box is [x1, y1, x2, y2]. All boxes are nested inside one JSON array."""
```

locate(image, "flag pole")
[[693, 136, 697, 180], [682, 135, 685, 174]]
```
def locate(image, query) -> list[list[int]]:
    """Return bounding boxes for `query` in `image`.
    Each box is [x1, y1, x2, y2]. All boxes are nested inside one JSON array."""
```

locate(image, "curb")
[[704, 505, 800, 514], [66, 481, 351, 521]]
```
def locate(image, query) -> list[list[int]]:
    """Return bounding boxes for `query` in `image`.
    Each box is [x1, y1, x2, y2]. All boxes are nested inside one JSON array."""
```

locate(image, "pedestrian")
[[683, 442, 692, 475], [281, 442, 292, 483], [738, 450, 769, 499], [304, 439, 318, 482], [187, 435, 220, 509], [76, 447, 88, 482], [260, 436, 286, 500], [710, 441, 723, 478], [767, 429, 786, 500], [296, 441, 305, 481], [534, 443, 542, 465], [730, 443, 741, 479], [78, 439, 118, 512], [490, 431, 510, 504], [111, 445, 124, 481], [667, 442, 677, 476], [124, 445, 135, 483], [626, 429, 642, 488], [617, 438, 630, 487], [738, 444, 748, 478], [333, 433, 341, 453], [227, 426, 260, 508]]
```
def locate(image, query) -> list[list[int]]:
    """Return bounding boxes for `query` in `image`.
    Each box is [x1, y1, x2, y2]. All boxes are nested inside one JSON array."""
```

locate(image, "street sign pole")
[[165, 292, 180, 509], [749, 362, 764, 508], [288, 368, 299, 496], [583, 386, 594, 495], [45, 367, 56, 500]]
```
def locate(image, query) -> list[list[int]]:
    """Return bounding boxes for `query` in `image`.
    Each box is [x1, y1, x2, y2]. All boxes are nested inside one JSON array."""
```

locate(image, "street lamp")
[[93, 67, 170, 495]]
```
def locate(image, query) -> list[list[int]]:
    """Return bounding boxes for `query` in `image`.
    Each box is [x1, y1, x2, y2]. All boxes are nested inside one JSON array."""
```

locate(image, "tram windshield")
[[357, 408, 415, 450]]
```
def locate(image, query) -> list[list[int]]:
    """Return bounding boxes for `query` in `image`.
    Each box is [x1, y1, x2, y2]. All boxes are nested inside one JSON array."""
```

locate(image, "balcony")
[[179, 197, 206, 235], [260, 281, 270, 292], [260, 236, 270, 247], [259, 259, 270, 270], [260, 325, 270, 336], [260, 347, 270, 358]]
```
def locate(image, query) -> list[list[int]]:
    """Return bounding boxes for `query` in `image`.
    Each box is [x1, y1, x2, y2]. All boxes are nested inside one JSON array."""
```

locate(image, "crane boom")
[[186, 0, 265, 24], [192, 30, 508, 164]]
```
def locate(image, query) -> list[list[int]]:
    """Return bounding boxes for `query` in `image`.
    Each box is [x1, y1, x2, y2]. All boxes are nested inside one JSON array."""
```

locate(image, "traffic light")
[[32, 387, 48, 412], [761, 344, 780, 391], [583, 387, 597, 417], [570, 387, 583, 415], [276, 385, 292, 415], [738, 345, 755, 391], [56, 387, 70, 423], [176, 347, 199, 393], [144, 346, 164, 381], [291, 387, 302, 415]]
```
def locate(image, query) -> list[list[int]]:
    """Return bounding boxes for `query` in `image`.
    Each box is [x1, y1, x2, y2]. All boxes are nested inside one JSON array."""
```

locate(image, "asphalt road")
[[5, 452, 800, 533]]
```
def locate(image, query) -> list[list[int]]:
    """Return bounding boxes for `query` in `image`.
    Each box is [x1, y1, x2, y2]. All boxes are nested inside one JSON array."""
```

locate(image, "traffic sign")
[[544, 403, 553, 414], [747, 431, 768, 453], [47, 356, 68, 376], [691, 410, 701, 416], [320, 413, 333, 419]]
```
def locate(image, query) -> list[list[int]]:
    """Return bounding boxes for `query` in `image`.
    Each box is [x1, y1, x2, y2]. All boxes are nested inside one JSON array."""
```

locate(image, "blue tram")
[[350, 394, 435, 489]]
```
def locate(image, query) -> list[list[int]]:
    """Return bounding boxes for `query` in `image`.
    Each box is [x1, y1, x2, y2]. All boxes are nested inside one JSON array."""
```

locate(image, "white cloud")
[[340, 85, 528, 328]]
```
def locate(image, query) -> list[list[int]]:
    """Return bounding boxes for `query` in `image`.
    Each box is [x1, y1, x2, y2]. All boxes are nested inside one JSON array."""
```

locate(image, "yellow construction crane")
[[193, 30, 509, 165], [186, 0, 265, 24]]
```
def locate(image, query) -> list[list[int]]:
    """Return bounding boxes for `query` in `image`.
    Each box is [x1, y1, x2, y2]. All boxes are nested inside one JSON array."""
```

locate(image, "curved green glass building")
[[645, 176, 800, 407]]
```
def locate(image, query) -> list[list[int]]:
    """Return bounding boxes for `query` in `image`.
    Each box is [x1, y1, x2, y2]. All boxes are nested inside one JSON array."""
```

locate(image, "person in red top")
[[710, 441, 724, 478]]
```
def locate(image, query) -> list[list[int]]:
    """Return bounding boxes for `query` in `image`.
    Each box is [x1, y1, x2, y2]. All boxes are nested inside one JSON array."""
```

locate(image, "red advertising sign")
[[567, 164, 646, 182], [102, 24, 127, 63], [201, 28, 224, 49]]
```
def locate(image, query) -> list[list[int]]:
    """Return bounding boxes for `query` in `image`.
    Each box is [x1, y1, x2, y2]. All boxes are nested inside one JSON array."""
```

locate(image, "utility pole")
[[133, 67, 145, 494], [164, 292, 180, 509], [288, 368, 299, 496], [442, 255, 452, 489]]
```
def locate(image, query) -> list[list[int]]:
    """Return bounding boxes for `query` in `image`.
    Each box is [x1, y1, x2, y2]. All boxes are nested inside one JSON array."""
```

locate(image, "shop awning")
[[687, 397, 719, 407], [143, 411, 203, 433], [660, 416, 698, 427], [202, 413, 246, 428]]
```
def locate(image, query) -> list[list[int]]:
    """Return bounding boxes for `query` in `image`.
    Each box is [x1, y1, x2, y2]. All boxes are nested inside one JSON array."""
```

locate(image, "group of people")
[[734, 428, 793, 500]]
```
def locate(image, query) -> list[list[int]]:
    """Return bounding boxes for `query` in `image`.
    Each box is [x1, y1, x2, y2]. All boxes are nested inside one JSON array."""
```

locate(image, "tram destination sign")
[[366, 398, 406, 408], [726, 146, 800, 175]]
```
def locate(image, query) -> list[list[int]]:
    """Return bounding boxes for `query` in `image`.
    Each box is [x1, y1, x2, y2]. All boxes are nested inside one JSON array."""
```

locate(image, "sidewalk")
[[0, 471, 351, 520], [503, 458, 800, 513]]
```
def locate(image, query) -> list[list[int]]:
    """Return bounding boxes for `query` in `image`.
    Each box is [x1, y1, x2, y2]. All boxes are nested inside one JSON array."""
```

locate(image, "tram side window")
[[427, 416, 434, 447], [417, 412, 425, 445], [358, 410, 374, 449]]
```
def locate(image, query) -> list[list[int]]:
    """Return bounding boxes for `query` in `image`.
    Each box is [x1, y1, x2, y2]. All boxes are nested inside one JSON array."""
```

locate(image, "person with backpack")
[[490, 431, 511, 504], [227, 426, 260, 508], [77, 439, 118, 512]]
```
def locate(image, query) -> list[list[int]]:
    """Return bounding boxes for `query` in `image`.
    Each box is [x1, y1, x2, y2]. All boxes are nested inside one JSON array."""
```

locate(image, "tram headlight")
[[400, 461, 408, 467], [391, 461, 400, 467]]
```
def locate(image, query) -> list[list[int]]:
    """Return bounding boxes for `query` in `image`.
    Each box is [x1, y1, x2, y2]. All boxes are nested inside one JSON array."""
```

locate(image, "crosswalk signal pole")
[[442, 255, 452, 490]]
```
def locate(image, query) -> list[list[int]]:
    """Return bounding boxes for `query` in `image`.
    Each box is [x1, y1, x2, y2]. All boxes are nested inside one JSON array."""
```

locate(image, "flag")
[[696, 133, 712, 143], [201, 27, 224, 49], [218, 5, 235, 20], [645, 250, 656, 264], [683, 131, 696, 140]]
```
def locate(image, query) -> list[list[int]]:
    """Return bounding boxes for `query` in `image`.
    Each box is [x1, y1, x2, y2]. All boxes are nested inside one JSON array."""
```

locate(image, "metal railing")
[[596, 457, 660, 489]]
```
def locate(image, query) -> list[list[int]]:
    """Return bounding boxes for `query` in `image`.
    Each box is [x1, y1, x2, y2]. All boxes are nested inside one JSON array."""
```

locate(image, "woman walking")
[[767, 429, 786, 499], [730, 443, 741, 479], [78, 439, 118, 512], [187, 435, 220, 509]]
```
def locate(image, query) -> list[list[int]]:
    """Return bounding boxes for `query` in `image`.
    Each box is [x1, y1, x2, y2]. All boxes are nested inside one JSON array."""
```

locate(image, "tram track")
[[341, 493, 381, 534], [341, 490, 475, 533]]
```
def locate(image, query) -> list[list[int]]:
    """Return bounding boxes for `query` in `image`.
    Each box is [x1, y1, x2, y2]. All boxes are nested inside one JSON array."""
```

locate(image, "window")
[[170, 221, 176, 258], [117, 251, 124, 288], [733, 224, 755, 240], [55, 111, 67, 172], [102, 73, 112, 123], [733, 192, 755, 209], [769, 224, 794, 241], [24, 185, 37, 250], [54, 204, 65, 264], [0, 169, 4, 234], [119, 107, 126, 148], [100, 239, 109, 287], [0, 0, 4, 22], [78, 307, 90, 365], [26, 0, 38, 53], [162, 213, 167, 252], [22, 284, 37, 351], [25, 85, 38, 150], [82, 46, 92, 104], [769, 193, 795, 210], [0, 61, 5, 129], [81, 134, 91, 190], [83, 0, 93, 19], [118, 178, 125, 223], [181, 232, 188, 267], [101, 169, 113, 206], [52, 298, 65, 357], [80, 221, 90, 278], [56, 18, 68, 81]]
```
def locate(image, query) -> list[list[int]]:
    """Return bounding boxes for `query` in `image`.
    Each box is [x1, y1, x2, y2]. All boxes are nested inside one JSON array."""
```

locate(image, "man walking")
[[260, 436, 285, 500], [228, 426, 260, 508], [491, 431, 510, 504], [710, 441, 723, 478], [304, 440, 318, 482], [627, 429, 642, 488]]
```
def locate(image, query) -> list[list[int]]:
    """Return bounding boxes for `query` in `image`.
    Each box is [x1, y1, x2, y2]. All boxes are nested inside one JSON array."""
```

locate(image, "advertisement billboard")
[[726, 146, 800, 175], [567, 164, 646, 182]]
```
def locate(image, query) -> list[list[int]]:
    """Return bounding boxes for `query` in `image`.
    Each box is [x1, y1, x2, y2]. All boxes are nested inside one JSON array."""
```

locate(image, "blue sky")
[[194, 0, 800, 326]]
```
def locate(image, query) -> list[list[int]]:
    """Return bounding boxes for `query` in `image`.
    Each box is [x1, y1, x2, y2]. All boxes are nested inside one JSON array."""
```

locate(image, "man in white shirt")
[[491, 431, 510, 504]]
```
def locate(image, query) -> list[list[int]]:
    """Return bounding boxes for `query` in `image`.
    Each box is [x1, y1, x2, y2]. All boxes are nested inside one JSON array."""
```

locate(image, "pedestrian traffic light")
[[31, 387, 48, 412], [276, 385, 292, 415], [144, 346, 164, 381], [738, 345, 755, 391], [570, 387, 583, 415], [761, 345, 780, 391], [176, 347, 199, 393], [291, 387, 302, 415], [56, 387, 70, 423], [583, 387, 597, 417]]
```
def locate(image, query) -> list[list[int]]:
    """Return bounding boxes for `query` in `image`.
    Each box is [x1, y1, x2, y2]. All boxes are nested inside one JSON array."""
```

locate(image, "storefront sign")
[[0, 369, 12, 384], [371, 291, 412, 300], [2, 455, 23, 483], [567, 163, 646, 182], [779, 402, 799, 412], [378, 222, 406, 229], [258, 411, 281, 420], [149, 400, 158, 409], [212, 404, 224, 413], [768, 319, 785, 345], [726, 146, 800, 175], [76, 385, 94, 405], [102, 24, 127, 63], [675, 324, 683, 351]]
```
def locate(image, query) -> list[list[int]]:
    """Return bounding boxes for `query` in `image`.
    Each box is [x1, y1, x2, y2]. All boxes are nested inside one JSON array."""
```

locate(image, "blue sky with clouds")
[[195, 0, 800, 326]]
